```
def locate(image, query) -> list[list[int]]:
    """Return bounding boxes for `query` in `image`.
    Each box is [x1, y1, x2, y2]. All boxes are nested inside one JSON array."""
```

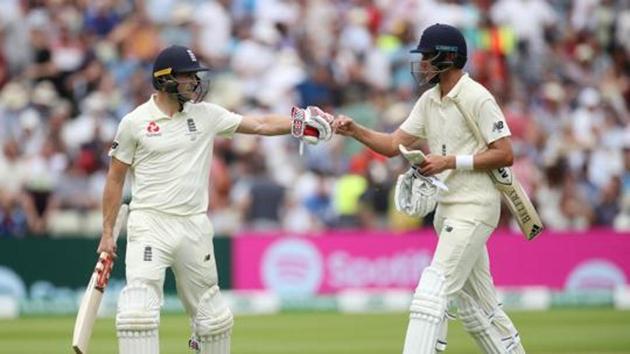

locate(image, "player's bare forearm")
[[352, 124, 399, 157], [237, 114, 291, 136], [335, 115, 419, 157], [416, 137, 513, 176], [101, 158, 128, 238], [421, 138, 513, 175], [472, 137, 514, 170]]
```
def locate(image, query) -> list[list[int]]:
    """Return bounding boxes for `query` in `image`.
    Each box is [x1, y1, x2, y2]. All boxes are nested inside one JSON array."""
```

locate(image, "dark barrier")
[[0, 236, 232, 297]]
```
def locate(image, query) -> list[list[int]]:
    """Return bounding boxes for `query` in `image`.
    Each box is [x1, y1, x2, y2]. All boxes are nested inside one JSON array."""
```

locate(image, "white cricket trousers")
[[125, 209, 219, 317], [432, 214, 520, 344]]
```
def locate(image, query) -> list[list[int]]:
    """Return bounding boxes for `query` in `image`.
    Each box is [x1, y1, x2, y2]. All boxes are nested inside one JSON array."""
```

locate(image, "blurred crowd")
[[0, 0, 629, 238]]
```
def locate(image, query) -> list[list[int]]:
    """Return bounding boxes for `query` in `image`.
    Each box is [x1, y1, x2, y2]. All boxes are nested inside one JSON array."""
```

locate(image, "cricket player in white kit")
[[97, 45, 334, 354], [334, 24, 525, 353]]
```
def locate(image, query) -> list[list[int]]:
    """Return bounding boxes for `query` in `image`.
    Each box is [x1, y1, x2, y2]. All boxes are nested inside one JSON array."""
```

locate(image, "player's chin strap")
[[160, 74, 209, 109]]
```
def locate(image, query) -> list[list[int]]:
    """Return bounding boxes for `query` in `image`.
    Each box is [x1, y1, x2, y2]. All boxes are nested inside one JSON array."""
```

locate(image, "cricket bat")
[[72, 204, 129, 354], [449, 97, 544, 240], [488, 167, 544, 240]]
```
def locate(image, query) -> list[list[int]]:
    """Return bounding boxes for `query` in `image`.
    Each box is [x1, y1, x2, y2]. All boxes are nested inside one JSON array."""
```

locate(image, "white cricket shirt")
[[109, 95, 242, 216], [400, 73, 511, 227]]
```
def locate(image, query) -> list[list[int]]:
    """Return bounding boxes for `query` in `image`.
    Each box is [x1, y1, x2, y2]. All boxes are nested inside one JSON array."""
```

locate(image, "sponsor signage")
[[233, 229, 630, 296]]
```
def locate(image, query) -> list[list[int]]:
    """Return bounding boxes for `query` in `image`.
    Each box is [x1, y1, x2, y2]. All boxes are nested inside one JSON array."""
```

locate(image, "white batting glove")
[[394, 167, 439, 218], [290, 106, 334, 145]]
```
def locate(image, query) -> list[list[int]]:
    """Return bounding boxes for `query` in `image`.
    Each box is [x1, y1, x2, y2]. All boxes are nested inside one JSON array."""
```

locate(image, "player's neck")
[[439, 70, 464, 98], [154, 92, 182, 117]]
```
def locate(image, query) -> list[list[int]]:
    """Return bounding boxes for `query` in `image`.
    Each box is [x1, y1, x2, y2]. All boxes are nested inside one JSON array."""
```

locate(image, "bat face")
[[497, 175, 544, 240], [72, 205, 128, 354], [72, 253, 116, 353]]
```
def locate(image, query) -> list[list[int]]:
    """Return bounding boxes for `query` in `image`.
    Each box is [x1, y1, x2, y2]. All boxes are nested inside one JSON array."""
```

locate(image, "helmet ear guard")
[[153, 70, 210, 105], [453, 54, 466, 69], [153, 75, 179, 94]]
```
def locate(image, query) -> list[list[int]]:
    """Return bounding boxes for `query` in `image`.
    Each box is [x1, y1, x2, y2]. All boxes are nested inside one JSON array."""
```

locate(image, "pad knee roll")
[[194, 285, 234, 341], [402, 266, 448, 354], [116, 283, 161, 336], [409, 266, 447, 322]]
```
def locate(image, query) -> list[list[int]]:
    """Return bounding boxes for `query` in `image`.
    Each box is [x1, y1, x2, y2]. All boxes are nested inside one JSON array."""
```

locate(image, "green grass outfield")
[[0, 309, 629, 353]]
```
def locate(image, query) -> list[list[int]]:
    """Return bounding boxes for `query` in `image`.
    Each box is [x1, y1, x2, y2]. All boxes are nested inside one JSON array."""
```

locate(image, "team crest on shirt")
[[185, 118, 201, 141], [146, 121, 162, 137]]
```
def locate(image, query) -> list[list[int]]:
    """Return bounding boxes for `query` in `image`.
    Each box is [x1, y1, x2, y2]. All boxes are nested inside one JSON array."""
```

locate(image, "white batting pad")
[[194, 285, 233, 354], [457, 291, 525, 354], [403, 266, 448, 354], [436, 310, 455, 352], [116, 283, 160, 354], [491, 308, 526, 353]]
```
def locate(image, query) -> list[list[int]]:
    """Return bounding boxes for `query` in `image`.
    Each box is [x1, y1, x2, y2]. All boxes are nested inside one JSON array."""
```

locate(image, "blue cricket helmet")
[[152, 45, 211, 104], [411, 23, 467, 69]]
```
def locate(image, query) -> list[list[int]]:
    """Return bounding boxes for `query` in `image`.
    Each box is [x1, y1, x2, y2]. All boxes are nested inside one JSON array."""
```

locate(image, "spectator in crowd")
[[235, 154, 286, 230]]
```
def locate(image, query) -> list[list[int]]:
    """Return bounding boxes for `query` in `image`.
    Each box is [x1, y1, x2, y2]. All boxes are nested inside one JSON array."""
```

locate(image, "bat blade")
[[72, 205, 128, 354], [72, 274, 104, 354], [491, 168, 544, 240]]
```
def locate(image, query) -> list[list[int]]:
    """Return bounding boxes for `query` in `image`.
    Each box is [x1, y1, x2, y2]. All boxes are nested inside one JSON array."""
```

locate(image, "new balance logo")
[[492, 121, 504, 133]]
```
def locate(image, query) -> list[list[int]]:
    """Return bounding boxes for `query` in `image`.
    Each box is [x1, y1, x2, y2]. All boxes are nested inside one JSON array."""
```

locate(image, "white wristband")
[[455, 155, 474, 170]]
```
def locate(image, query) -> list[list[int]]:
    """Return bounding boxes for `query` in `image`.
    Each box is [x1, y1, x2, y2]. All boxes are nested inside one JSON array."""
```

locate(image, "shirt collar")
[[146, 94, 169, 119], [445, 72, 469, 100], [427, 84, 442, 103], [427, 72, 470, 103]]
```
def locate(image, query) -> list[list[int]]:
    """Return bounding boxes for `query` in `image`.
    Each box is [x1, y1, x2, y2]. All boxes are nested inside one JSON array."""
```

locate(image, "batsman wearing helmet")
[[334, 24, 525, 353], [97, 45, 334, 354]]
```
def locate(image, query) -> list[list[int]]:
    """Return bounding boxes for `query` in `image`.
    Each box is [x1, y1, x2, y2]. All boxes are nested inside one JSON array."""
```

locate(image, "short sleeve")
[[477, 99, 511, 144], [205, 103, 243, 138], [108, 116, 137, 164], [399, 98, 426, 139]]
